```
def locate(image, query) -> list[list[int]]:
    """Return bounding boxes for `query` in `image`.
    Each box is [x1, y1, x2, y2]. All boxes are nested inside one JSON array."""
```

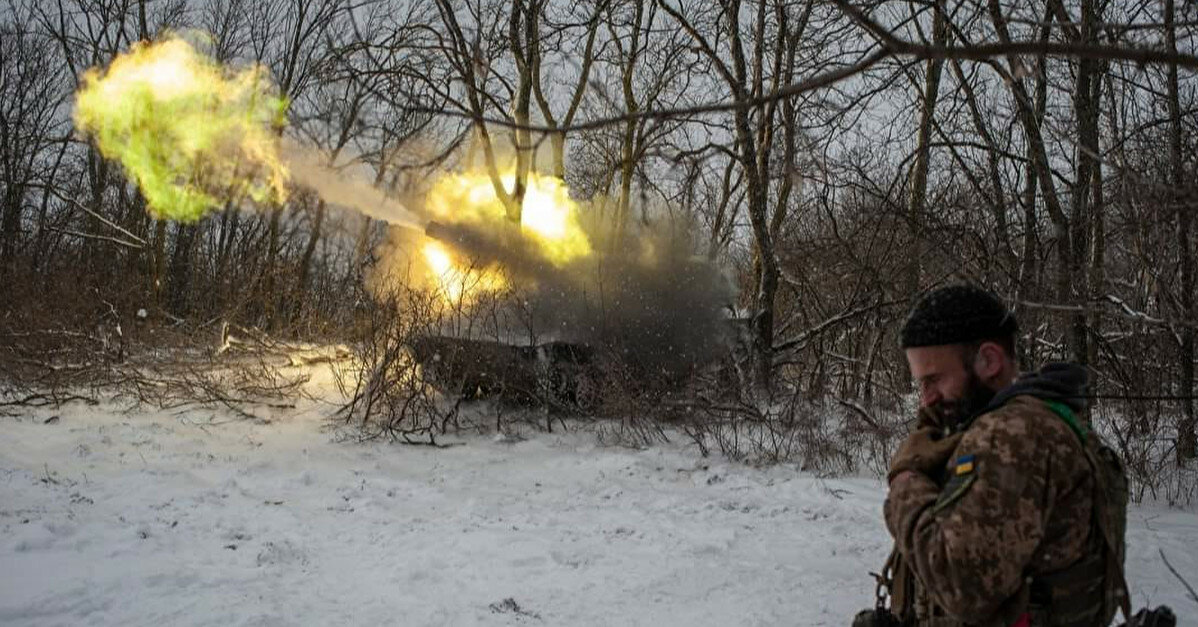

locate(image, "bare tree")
[[1164, 0, 1196, 460], [0, 12, 67, 278]]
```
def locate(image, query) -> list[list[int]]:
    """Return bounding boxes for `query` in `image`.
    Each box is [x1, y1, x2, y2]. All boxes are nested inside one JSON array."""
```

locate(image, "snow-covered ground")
[[1, 374, 1195, 626]]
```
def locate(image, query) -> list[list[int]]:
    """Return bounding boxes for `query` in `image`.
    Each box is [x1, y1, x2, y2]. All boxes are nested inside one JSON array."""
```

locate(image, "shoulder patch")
[[932, 459, 978, 514], [954, 454, 975, 475]]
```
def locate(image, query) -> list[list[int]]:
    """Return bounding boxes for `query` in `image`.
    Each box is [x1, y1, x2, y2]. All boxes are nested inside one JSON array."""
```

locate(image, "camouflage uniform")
[[884, 395, 1097, 626]]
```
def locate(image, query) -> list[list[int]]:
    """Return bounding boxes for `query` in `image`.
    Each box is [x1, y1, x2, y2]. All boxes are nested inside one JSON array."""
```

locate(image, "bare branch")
[[46, 227, 144, 250], [1159, 548, 1198, 606], [27, 182, 149, 246]]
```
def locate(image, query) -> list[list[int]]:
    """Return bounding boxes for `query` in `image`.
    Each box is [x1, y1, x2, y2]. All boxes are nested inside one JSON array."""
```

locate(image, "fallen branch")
[[1159, 548, 1198, 606], [836, 398, 889, 433], [3, 320, 313, 422], [0, 391, 96, 408]]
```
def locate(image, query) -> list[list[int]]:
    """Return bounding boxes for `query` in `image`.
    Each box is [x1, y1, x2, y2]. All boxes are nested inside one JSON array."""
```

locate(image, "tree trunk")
[[212, 206, 237, 314], [988, 0, 1073, 363], [167, 222, 198, 316], [293, 199, 326, 326], [1014, 17, 1052, 369], [906, 2, 949, 293], [1165, 0, 1196, 460], [262, 206, 283, 327], [727, 0, 778, 394], [151, 219, 167, 314], [0, 189, 19, 276], [616, 118, 637, 244], [509, 0, 534, 222], [613, 0, 645, 247], [1067, 0, 1101, 365], [1087, 133, 1104, 369]]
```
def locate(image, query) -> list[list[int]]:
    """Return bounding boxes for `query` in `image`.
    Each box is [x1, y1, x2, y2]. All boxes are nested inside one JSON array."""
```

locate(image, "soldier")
[[862, 284, 1131, 627]]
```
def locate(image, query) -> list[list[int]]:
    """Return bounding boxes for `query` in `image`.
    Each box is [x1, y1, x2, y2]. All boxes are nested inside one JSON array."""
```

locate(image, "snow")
[[1, 373, 1195, 626]]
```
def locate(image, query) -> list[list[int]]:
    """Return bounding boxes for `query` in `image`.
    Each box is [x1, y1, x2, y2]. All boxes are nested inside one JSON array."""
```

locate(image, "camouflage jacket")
[[884, 395, 1096, 626]]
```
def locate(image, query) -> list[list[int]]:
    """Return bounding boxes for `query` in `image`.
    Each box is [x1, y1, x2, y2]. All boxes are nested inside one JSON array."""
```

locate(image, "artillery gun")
[[406, 335, 600, 412]]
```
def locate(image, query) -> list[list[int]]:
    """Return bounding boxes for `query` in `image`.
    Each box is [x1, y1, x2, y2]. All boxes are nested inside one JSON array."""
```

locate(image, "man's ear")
[[974, 342, 1004, 379]]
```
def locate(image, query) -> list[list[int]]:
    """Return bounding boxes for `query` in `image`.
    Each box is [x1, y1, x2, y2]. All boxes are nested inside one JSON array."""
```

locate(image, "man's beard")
[[931, 369, 996, 431]]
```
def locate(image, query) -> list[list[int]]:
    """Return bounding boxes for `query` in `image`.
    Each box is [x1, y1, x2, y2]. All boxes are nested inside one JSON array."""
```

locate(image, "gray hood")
[[985, 362, 1089, 414]]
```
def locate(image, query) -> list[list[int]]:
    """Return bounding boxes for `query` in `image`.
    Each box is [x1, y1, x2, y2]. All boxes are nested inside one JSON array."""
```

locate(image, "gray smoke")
[[423, 218, 736, 376], [282, 140, 423, 229]]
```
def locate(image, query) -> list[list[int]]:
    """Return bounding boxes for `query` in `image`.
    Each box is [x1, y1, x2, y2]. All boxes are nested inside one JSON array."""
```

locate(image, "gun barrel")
[[424, 220, 452, 243]]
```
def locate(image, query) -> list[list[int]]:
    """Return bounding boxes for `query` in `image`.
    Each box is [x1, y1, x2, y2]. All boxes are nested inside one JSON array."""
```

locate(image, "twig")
[[45, 227, 144, 250], [392, 49, 892, 133], [836, 398, 888, 433], [381, 0, 1198, 136], [1159, 547, 1198, 606], [41, 463, 59, 485], [1017, 298, 1195, 328], [830, 0, 1198, 69], [26, 182, 148, 246], [0, 391, 95, 408]]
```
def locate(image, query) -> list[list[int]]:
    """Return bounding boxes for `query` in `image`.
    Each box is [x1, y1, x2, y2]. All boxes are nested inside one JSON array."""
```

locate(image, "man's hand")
[[889, 470, 921, 487], [887, 426, 962, 483]]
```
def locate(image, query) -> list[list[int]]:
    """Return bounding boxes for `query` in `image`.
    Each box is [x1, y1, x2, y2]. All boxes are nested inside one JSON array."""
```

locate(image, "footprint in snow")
[[488, 598, 541, 620], [255, 539, 308, 567]]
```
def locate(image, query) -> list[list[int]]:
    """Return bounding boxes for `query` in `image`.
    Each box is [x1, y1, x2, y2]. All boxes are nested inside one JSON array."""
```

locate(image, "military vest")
[[1030, 400, 1130, 627]]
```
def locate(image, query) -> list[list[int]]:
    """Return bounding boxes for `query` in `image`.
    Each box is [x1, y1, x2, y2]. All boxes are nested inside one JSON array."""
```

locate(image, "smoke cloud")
[[422, 216, 736, 375], [73, 36, 289, 221], [281, 141, 424, 230], [74, 35, 424, 230]]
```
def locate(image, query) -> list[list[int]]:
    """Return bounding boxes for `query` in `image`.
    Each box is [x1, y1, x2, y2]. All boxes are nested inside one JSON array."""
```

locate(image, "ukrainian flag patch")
[[954, 454, 975, 475]]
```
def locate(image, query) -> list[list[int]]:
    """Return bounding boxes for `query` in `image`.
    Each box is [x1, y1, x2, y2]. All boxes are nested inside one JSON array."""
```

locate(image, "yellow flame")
[[421, 241, 507, 305], [423, 241, 454, 276], [416, 170, 592, 306], [74, 36, 289, 221], [426, 172, 591, 266]]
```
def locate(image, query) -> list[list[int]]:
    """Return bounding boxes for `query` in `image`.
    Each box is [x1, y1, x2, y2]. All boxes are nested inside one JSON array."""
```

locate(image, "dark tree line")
[[1, 0, 1196, 471]]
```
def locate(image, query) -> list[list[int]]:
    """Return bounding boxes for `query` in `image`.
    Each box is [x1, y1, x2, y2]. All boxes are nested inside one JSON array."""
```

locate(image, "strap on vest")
[[1038, 399, 1133, 624], [1042, 400, 1088, 443]]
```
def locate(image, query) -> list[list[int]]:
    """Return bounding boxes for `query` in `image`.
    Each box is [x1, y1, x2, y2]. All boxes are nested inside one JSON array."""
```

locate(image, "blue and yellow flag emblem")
[[954, 454, 976, 475]]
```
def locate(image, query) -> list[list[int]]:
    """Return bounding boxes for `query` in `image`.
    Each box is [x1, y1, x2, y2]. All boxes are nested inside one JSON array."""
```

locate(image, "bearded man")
[[870, 284, 1129, 627]]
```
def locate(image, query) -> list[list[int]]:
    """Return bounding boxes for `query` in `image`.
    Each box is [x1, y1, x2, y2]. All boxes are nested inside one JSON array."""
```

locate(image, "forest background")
[[2, 0, 1196, 502]]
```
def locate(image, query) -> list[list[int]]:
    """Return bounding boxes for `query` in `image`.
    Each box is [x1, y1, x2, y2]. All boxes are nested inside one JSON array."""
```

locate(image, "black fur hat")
[[900, 284, 1017, 348]]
